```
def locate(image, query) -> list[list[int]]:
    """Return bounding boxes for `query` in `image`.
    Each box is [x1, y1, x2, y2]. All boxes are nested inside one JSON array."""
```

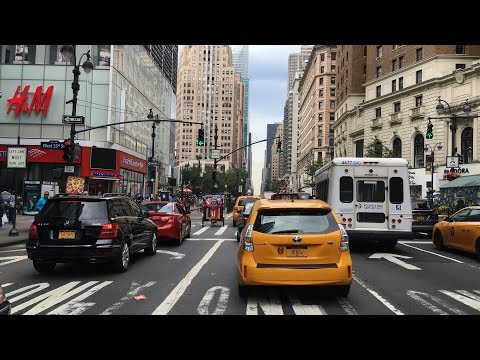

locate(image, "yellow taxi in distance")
[[232, 196, 261, 226], [432, 206, 480, 259], [237, 199, 352, 297]]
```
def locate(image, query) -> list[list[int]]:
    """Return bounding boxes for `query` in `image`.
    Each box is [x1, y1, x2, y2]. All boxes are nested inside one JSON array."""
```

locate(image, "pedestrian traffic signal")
[[426, 122, 433, 139], [276, 140, 283, 153], [458, 153, 464, 165], [197, 128, 205, 146], [62, 139, 74, 165]]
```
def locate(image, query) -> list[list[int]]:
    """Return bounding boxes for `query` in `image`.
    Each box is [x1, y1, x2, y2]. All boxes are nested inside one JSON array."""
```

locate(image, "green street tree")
[[365, 139, 393, 158], [304, 157, 324, 188]]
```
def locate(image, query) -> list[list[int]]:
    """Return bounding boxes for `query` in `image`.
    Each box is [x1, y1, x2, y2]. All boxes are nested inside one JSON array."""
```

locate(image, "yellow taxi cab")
[[432, 206, 480, 259], [232, 195, 261, 226], [237, 199, 352, 297]]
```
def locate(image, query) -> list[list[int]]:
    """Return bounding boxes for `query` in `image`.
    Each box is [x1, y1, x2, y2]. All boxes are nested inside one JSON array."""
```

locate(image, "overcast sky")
[[178, 45, 301, 193]]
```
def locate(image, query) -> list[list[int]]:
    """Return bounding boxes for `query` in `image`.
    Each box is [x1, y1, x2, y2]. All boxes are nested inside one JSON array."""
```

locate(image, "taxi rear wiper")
[[271, 229, 300, 234]]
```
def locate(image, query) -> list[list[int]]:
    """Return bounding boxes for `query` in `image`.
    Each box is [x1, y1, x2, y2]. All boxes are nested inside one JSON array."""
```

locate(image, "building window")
[[330, 100, 335, 109], [331, 52, 336, 60], [399, 77, 404, 90], [2, 45, 36, 64], [416, 70, 422, 84], [461, 127, 473, 164], [355, 139, 364, 157], [319, 77, 324, 85], [376, 85, 381, 98], [416, 47, 423, 61], [394, 102, 401, 113], [375, 107, 382, 118], [415, 95, 423, 107], [392, 79, 397, 93], [456, 63, 466, 69], [456, 45, 465, 54], [331, 76, 335, 84], [364, 46, 367, 56], [393, 138, 402, 158], [321, 66, 325, 73], [330, 88, 335, 96], [414, 134, 424, 168], [376, 46, 383, 58], [399, 56, 404, 69], [363, 64, 367, 75], [321, 53, 325, 62], [330, 112, 335, 120], [331, 65, 336, 72], [320, 89, 324, 96], [376, 66, 382, 78], [392, 59, 397, 71]]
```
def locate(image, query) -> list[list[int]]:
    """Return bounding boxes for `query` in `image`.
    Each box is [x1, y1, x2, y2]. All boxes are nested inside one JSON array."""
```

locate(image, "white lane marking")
[[337, 298, 359, 315], [152, 240, 225, 315], [214, 226, 228, 236], [474, 290, 480, 295], [406, 290, 452, 315], [157, 250, 185, 260], [101, 281, 156, 315], [353, 275, 404, 315], [399, 241, 433, 244], [185, 238, 236, 242], [48, 281, 113, 315], [440, 290, 480, 312], [191, 224, 197, 228], [398, 242, 464, 263], [192, 226, 211, 235], [13, 281, 98, 315], [197, 286, 230, 315], [288, 293, 326, 315], [1, 283, 14, 288], [246, 294, 284, 315], [456, 290, 480, 302], [368, 253, 422, 270], [0, 256, 28, 267], [0, 249, 26, 253], [7, 283, 50, 303]]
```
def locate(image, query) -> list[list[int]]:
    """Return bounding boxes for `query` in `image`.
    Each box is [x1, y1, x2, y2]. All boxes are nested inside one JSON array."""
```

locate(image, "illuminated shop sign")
[[7, 85, 54, 116]]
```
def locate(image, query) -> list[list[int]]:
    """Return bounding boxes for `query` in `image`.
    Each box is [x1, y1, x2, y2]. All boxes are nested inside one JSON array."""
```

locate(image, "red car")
[[140, 201, 191, 245]]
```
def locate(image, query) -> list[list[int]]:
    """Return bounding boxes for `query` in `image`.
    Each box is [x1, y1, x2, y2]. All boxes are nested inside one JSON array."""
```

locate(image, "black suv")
[[411, 198, 439, 236], [26, 193, 158, 273]]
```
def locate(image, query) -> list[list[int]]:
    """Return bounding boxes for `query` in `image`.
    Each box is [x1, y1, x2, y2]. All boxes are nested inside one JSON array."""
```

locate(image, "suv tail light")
[[29, 224, 39, 239], [99, 223, 119, 239], [243, 224, 254, 252], [339, 224, 349, 251]]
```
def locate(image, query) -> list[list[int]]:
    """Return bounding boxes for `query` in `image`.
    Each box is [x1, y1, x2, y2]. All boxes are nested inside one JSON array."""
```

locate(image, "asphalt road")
[[1, 211, 480, 315]]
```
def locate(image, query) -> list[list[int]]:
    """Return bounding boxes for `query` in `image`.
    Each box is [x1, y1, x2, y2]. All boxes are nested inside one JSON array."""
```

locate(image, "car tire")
[[238, 284, 249, 298], [433, 231, 444, 250], [113, 240, 130, 273], [144, 232, 157, 256], [175, 232, 183, 246], [186, 222, 191, 238], [336, 285, 350, 298], [33, 262, 56, 273]]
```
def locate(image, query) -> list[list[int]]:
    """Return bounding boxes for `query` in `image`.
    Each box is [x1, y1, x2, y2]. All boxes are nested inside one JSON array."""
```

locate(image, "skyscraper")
[[287, 45, 314, 92], [176, 45, 244, 172]]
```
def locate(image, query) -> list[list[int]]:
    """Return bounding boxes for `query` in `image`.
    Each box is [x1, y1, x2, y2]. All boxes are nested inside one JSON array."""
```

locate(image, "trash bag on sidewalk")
[[1, 213, 7, 226]]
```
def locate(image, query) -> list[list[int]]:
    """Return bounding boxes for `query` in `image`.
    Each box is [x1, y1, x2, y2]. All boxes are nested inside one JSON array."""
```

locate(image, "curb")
[[0, 238, 28, 248]]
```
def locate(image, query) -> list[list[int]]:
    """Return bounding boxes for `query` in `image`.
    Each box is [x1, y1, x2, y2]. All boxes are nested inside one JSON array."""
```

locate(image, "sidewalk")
[[0, 214, 34, 248]]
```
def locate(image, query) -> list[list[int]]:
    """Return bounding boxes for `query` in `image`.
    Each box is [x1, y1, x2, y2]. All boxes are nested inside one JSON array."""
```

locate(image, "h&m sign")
[[7, 85, 54, 116]]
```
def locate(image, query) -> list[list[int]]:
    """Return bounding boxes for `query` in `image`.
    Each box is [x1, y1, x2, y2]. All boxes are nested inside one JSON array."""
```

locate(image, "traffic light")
[[149, 169, 155, 183], [276, 140, 283, 153], [197, 128, 205, 146], [426, 121, 433, 139], [62, 139, 74, 165], [458, 153, 464, 165]]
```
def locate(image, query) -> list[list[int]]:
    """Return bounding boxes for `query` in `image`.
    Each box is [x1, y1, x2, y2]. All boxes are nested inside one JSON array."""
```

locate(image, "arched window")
[[393, 138, 402, 158], [461, 127, 473, 164], [414, 134, 424, 168]]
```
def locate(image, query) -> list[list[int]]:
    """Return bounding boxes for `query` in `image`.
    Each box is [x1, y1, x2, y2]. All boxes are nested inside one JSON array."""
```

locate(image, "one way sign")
[[62, 115, 85, 125]]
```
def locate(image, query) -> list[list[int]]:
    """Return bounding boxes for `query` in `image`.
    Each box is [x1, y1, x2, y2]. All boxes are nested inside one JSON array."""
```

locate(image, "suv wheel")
[[113, 240, 130, 273], [145, 232, 157, 256], [33, 262, 56, 273]]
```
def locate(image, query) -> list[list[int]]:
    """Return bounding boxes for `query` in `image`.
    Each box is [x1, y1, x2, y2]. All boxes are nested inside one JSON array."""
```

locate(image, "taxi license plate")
[[59, 230, 75, 240], [415, 215, 425, 221], [286, 246, 307, 257]]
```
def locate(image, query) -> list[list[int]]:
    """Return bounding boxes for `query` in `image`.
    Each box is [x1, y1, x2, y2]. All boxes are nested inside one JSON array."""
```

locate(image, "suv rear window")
[[38, 200, 108, 224], [253, 209, 339, 234], [412, 200, 430, 210]]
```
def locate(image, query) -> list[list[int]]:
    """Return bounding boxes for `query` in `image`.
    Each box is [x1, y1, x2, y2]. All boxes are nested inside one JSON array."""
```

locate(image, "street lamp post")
[[424, 142, 442, 206], [60, 45, 94, 165]]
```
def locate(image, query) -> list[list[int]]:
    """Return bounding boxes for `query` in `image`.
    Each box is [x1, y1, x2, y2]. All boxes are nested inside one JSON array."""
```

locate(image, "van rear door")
[[353, 178, 388, 231]]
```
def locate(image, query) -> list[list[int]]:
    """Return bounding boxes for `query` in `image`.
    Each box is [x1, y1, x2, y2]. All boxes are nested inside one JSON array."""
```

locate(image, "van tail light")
[[397, 219, 402, 224], [243, 224, 254, 252], [99, 223, 119, 239], [29, 224, 39, 239], [391, 218, 396, 223], [339, 224, 349, 251]]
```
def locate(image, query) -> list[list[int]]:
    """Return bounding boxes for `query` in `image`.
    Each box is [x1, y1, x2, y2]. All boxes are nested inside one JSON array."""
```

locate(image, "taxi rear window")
[[238, 198, 258, 206], [252, 209, 338, 234]]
